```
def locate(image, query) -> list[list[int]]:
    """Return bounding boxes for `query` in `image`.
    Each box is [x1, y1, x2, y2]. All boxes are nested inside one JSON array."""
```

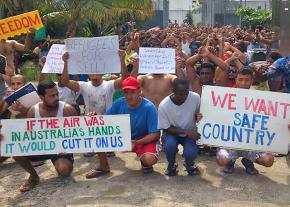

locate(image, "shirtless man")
[[0, 29, 34, 77], [0, 74, 27, 117], [0, 81, 77, 192], [132, 57, 184, 107]]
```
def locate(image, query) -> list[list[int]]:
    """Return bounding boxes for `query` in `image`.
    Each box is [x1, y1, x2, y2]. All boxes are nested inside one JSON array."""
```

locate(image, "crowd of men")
[[0, 22, 290, 192]]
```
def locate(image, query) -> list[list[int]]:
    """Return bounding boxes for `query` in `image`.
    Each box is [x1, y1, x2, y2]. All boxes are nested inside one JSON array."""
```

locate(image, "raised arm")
[[114, 50, 130, 89], [186, 53, 202, 95], [60, 52, 80, 92]]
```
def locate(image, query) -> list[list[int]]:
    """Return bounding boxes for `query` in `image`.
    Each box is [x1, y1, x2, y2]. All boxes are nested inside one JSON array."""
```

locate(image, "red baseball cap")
[[122, 76, 140, 90]]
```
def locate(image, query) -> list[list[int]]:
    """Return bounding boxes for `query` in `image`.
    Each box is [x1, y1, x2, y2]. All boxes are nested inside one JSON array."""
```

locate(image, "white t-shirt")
[[79, 80, 115, 114], [158, 91, 200, 132], [182, 42, 191, 56], [56, 84, 80, 105]]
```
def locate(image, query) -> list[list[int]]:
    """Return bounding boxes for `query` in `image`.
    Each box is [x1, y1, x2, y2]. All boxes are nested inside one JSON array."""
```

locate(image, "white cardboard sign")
[[198, 86, 290, 154], [65, 36, 121, 74], [42, 44, 66, 74], [0, 115, 131, 156], [139, 47, 175, 74]]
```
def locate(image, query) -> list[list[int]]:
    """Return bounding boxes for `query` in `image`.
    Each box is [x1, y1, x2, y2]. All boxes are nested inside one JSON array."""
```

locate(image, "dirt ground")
[[1, 151, 290, 207]]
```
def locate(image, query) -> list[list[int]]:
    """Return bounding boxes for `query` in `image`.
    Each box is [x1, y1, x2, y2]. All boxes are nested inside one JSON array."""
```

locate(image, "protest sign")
[[65, 36, 121, 74], [197, 86, 290, 154], [139, 47, 175, 74], [0, 10, 43, 39], [0, 115, 131, 156], [4, 82, 41, 115], [42, 44, 66, 73]]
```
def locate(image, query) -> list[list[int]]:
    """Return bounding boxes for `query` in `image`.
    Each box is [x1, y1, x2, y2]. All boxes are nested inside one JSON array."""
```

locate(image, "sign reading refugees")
[[0, 115, 131, 156], [0, 10, 43, 39], [42, 44, 66, 73], [65, 36, 121, 74], [139, 47, 175, 74], [198, 86, 290, 154]]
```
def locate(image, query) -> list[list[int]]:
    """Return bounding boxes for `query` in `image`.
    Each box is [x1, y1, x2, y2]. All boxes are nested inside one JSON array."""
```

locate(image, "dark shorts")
[[27, 154, 74, 165]]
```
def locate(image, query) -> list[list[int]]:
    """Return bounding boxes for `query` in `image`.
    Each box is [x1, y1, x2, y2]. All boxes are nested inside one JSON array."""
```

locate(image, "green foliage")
[[235, 7, 272, 27], [184, 11, 194, 25], [80, 19, 115, 37], [20, 61, 55, 82], [0, 0, 154, 38]]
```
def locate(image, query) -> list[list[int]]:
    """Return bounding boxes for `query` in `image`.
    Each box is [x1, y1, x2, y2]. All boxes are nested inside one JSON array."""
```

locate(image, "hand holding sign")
[[65, 36, 121, 74], [198, 86, 290, 154], [0, 10, 43, 40]]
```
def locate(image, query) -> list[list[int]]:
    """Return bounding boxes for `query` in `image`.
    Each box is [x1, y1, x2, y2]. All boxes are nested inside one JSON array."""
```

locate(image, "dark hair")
[[172, 78, 189, 90], [267, 51, 282, 61], [237, 66, 253, 77], [199, 63, 215, 73], [235, 41, 247, 53], [256, 25, 263, 31], [37, 81, 56, 96]]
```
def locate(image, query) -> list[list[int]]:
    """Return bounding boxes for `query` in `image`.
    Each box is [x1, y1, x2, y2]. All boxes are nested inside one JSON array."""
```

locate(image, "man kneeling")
[[216, 69, 274, 175], [106, 76, 160, 173], [6, 81, 77, 192], [158, 78, 201, 176]]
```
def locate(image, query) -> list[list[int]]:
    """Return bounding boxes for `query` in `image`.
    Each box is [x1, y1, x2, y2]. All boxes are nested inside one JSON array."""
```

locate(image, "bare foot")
[[19, 175, 40, 193]]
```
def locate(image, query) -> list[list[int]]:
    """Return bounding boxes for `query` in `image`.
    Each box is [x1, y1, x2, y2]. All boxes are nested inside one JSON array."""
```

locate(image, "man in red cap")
[[104, 76, 160, 173]]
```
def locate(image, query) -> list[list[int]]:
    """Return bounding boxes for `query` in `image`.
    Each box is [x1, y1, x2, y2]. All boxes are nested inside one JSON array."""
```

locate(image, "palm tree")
[[0, 0, 154, 37]]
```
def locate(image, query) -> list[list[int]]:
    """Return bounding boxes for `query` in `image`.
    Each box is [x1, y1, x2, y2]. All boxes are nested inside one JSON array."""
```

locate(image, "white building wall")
[[168, 0, 202, 24]]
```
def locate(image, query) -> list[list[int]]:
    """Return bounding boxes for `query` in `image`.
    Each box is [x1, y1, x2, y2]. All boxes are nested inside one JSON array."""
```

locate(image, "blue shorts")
[[27, 154, 74, 165]]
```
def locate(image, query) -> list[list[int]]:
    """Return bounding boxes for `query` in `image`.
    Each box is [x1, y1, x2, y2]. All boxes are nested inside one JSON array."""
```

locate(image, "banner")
[[198, 86, 290, 154], [42, 44, 66, 74], [65, 36, 121, 74], [0, 115, 131, 156], [0, 10, 43, 39], [139, 47, 175, 74]]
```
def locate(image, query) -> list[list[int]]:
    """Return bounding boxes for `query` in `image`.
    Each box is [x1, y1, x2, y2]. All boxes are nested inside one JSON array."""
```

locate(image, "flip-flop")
[[83, 152, 97, 157], [85, 168, 110, 179], [142, 166, 153, 174], [19, 177, 40, 193]]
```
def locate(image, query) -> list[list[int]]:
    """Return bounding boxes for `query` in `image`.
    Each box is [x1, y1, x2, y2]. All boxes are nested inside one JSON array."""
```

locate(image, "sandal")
[[141, 162, 153, 174], [19, 177, 40, 193], [83, 152, 97, 157], [142, 166, 153, 174], [85, 168, 110, 179]]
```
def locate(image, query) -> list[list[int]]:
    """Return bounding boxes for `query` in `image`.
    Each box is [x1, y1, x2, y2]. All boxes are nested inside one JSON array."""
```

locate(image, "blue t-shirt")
[[265, 56, 290, 93], [106, 97, 158, 140]]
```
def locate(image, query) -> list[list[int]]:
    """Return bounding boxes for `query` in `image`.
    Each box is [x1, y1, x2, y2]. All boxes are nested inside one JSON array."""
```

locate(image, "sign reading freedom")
[[198, 86, 290, 154], [65, 36, 121, 74], [0, 10, 43, 39], [0, 115, 131, 156]]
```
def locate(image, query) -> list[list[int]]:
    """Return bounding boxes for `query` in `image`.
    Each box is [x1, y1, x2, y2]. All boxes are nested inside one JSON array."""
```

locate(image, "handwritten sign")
[[0, 115, 131, 156], [42, 44, 66, 73], [65, 36, 121, 74], [139, 47, 175, 74], [0, 10, 43, 39], [198, 86, 290, 154]]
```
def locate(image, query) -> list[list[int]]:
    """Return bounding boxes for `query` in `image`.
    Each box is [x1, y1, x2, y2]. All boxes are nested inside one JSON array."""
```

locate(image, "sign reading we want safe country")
[[198, 86, 290, 154], [0, 115, 131, 156], [0, 10, 43, 39]]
